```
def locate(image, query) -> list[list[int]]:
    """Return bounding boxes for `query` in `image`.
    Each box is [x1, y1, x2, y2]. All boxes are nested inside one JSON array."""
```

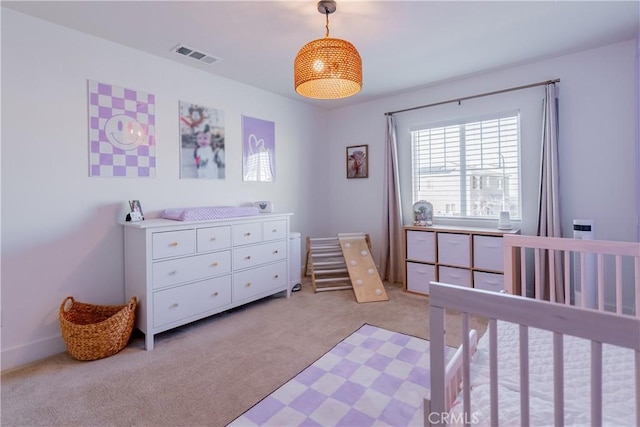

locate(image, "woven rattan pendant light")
[[294, 0, 362, 99]]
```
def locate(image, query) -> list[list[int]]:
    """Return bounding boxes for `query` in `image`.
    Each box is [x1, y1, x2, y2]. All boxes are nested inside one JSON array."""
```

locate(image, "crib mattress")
[[161, 206, 260, 221], [450, 320, 635, 426]]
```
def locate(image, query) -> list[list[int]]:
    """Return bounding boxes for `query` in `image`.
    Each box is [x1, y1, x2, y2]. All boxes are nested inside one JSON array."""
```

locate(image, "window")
[[411, 113, 520, 220]]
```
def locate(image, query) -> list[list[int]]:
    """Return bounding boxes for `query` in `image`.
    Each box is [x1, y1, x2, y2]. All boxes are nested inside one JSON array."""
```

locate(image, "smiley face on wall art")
[[88, 80, 156, 178]]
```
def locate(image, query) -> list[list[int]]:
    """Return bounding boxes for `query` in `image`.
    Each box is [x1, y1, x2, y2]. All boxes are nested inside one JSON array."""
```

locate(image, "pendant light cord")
[[324, 7, 330, 37]]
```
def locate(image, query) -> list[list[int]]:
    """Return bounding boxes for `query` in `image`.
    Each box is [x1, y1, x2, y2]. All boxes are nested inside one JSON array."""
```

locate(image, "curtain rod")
[[384, 78, 560, 116]]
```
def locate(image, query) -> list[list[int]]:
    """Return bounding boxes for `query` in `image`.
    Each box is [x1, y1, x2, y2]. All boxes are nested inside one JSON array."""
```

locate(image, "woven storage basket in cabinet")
[[59, 296, 137, 361]]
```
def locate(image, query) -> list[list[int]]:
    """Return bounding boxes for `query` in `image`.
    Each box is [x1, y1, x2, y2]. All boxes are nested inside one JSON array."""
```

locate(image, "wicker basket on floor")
[[59, 296, 137, 361]]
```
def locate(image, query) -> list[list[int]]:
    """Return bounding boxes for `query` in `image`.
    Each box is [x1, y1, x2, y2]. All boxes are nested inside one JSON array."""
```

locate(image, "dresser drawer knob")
[[169, 270, 177, 275], [245, 282, 252, 287], [210, 237, 216, 241], [212, 291, 219, 297], [272, 229, 277, 233], [244, 232, 251, 237], [170, 242, 178, 247], [273, 250, 278, 254], [170, 303, 179, 308], [211, 262, 219, 267], [273, 274, 279, 279], [244, 256, 251, 260]]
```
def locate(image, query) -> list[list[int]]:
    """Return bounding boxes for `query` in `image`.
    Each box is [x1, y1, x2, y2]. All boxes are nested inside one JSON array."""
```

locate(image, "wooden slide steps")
[[304, 236, 352, 292], [304, 233, 388, 303]]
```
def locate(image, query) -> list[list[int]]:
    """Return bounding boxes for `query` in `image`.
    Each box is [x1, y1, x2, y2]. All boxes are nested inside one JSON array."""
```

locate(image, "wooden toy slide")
[[338, 233, 389, 303], [305, 236, 352, 293]]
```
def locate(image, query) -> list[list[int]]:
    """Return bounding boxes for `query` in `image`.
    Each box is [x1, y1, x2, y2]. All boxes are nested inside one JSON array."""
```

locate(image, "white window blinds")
[[411, 113, 521, 220]]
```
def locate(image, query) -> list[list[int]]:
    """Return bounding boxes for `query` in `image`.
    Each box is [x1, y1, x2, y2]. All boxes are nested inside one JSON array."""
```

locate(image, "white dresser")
[[123, 213, 292, 350], [403, 225, 520, 295]]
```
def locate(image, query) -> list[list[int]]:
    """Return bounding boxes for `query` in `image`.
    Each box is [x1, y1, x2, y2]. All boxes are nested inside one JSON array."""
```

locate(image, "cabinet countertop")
[[404, 224, 520, 236], [122, 213, 293, 229]]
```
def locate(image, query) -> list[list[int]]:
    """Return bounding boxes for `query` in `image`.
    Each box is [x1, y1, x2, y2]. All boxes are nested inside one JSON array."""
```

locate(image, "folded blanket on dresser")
[[161, 206, 260, 221]]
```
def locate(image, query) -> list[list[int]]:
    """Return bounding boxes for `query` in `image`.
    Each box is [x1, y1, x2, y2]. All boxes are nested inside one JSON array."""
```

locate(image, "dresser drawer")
[[152, 230, 195, 260], [406, 261, 435, 294], [473, 235, 504, 271], [233, 222, 262, 246], [153, 275, 232, 328], [437, 233, 470, 267], [197, 225, 231, 253], [262, 220, 287, 241], [233, 240, 287, 270], [406, 230, 436, 263], [438, 266, 471, 288], [233, 261, 287, 301], [474, 271, 504, 292], [152, 250, 231, 289]]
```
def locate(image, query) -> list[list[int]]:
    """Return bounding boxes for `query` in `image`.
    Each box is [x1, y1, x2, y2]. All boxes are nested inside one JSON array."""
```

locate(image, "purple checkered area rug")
[[229, 324, 451, 427]]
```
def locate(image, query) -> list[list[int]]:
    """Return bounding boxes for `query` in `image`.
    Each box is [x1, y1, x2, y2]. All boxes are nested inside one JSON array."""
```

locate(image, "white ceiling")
[[4, 1, 639, 109]]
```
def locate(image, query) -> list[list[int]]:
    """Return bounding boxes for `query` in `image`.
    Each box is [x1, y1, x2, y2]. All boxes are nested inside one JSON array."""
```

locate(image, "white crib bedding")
[[450, 320, 636, 426]]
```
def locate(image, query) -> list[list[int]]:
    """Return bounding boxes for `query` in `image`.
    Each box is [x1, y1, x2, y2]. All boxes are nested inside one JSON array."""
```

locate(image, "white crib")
[[426, 234, 640, 426]]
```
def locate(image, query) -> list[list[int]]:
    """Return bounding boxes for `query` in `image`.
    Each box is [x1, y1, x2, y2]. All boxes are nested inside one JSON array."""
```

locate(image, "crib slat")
[[580, 252, 586, 308], [564, 250, 571, 306], [534, 249, 541, 299], [503, 245, 514, 294], [519, 325, 530, 427], [489, 318, 498, 427], [553, 332, 564, 426], [591, 341, 603, 426], [597, 254, 604, 311], [549, 249, 556, 303], [520, 249, 527, 297], [616, 255, 623, 315], [428, 305, 446, 427], [462, 313, 471, 425], [634, 256, 639, 317]]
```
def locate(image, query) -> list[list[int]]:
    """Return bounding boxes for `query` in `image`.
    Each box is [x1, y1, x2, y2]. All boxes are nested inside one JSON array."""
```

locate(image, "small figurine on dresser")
[[412, 200, 433, 226]]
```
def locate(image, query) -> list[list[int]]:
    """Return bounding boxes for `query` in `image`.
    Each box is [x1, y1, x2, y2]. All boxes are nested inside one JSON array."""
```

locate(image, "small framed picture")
[[128, 200, 144, 222], [346, 145, 368, 179]]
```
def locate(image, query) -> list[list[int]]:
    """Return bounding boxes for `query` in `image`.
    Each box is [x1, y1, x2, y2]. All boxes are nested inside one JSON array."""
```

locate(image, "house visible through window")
[[411, 112, 521, 220]]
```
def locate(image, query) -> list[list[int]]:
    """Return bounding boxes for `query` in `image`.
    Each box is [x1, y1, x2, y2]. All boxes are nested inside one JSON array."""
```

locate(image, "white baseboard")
[[1, 335, 66, 372]]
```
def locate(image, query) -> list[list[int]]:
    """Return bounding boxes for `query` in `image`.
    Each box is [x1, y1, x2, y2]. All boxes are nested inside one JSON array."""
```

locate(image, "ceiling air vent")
[[172, 44, 220, 65]]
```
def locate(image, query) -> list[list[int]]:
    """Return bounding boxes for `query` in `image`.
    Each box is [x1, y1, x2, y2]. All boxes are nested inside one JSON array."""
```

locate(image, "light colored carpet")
[[1, 279, 487, 426]]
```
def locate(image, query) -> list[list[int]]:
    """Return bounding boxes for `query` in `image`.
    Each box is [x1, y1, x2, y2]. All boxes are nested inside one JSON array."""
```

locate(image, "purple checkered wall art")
[[242, 115, 275, 182], [88, 80, 156, 178]]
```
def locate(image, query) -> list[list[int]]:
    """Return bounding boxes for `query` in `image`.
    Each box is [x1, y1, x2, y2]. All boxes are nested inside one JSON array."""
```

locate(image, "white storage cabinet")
[[403, 225, 519, 295], [124, 213, 292, 350]]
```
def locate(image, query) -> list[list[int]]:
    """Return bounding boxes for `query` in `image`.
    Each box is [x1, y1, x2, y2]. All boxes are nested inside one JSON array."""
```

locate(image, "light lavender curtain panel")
[[380, 115, 403, 283], [537, 83, 564, 302]]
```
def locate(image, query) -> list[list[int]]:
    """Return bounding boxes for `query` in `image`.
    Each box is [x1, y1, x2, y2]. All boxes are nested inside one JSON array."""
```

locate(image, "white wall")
[[0, 9, 331, 370], [327, 39, 639, 267]]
